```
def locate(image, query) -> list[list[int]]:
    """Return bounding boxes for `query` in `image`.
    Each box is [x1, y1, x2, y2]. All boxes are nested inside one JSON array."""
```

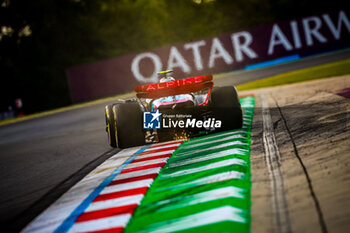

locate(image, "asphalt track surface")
[[0, 48, 349, 232]]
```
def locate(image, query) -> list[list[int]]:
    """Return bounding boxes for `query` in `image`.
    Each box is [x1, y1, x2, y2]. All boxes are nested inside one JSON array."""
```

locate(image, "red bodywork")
[[134, 75, 213, 102]]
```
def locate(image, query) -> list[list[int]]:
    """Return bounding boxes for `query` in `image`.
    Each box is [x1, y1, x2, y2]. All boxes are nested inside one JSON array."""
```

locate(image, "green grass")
[[237, 58, 350, 91]]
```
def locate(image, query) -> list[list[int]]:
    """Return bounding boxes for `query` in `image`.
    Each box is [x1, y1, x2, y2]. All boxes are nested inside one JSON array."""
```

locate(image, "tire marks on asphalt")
[[260, 93, 292, 233], [273, 96, 328, 233]]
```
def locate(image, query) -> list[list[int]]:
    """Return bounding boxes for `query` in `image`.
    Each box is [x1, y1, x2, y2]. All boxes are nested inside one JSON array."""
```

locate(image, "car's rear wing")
[[135, 75, 213, 99]]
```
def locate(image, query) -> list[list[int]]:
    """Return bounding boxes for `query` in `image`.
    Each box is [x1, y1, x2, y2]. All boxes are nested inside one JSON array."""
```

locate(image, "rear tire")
[[209, 86, 243, 130], [105, 105, 117, 147], [113, 102, 145, 148]]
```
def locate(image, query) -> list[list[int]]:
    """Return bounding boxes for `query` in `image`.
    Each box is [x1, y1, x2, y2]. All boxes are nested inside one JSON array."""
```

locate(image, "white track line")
[[183, 134, 247, 149], [133, 150, 174, 160], [145, 142, 182, 151], [188, 130, 247, 143], [260, 93, 292, 233], [176, 141, 246, 157], [113, 167, 162, 181], [158, 171, 246, 191], [168, 148, 248, 168], [126, 158, 168, 169], [68, 214, 131, 233], [101, 179, 154, 195], [162, 158, 247, 178], [85, 195, 144, 212], [134, 206, 246, 233], [153, 186, 246, 212]]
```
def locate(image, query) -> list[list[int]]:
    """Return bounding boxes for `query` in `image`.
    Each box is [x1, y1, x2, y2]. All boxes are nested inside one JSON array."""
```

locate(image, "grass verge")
[[237, 58, 350, 91]]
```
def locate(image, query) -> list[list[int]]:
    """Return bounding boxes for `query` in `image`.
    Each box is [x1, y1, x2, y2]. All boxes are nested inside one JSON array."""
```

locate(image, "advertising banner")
[[67, 10, 350, 102]]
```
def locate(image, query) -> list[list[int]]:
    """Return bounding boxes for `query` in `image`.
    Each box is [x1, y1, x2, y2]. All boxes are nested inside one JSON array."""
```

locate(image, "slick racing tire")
[[105, 105, 117, 147], [112, 102, 145, 148], [209, 86, 243, 130]]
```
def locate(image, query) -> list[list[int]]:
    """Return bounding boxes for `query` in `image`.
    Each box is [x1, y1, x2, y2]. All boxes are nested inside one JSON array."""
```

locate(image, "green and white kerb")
[[124, 96, 255, 233]]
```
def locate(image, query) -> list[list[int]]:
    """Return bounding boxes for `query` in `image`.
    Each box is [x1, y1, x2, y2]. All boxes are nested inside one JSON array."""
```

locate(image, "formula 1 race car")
[[105, 70, 242, 148]]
